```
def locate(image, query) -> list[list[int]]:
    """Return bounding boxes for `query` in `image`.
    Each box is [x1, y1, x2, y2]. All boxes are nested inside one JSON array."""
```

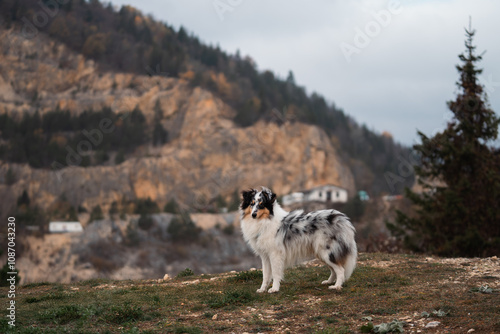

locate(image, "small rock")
[[426, 321, 440, 328], [212, 314, 218, 320], [181, 279, 200, 285], [163, 274, 170, 280], [467, 329, 475, 333]]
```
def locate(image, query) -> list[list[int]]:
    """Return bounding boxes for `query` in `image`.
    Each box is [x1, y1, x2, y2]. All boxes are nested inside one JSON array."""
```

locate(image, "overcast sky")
[[109, 0, 500, 146]]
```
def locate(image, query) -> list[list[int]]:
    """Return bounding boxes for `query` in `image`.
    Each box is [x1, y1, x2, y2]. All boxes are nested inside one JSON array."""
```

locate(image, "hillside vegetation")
[[1, 253, 499, 333], [0, 0, 413, 195]]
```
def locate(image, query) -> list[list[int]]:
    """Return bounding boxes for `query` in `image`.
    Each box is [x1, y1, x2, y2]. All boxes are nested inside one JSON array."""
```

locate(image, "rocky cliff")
[[0, 27, 355, 216]]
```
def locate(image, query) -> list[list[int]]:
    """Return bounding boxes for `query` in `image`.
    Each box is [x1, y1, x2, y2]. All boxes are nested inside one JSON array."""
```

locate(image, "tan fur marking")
[[242, 206, 252, 219], [257, 208, 270, 220], [243, 206, 252, 219]]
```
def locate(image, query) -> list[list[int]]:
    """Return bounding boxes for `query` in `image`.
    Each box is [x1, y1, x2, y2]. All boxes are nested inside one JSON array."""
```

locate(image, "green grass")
[[1, 253, 498, 333], [226, 269, 262, 283], [103, 303, 145, 324], [205, 288, 258, 309]]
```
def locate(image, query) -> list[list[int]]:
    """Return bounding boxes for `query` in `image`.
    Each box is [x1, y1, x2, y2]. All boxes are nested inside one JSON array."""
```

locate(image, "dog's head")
[[241, 187, 277, 220]]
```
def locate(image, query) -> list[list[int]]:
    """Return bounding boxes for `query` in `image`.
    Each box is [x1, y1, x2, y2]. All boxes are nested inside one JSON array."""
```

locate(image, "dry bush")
[[88, 255, 118, 273]]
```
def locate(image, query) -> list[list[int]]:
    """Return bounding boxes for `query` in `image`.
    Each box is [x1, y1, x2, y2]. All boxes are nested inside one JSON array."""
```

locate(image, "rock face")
[[0, 27, 355, 215]]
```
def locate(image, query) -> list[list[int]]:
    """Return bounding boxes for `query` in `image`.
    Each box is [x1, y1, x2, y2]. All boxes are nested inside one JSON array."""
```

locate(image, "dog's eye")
[[251, 201, 255, 205], [258, 202, 264, 209]]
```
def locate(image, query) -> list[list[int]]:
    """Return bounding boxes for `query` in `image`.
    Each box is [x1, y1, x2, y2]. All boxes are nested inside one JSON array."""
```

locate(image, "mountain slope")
[[0, 0, 414, 197], [0, 26, 355, 216]]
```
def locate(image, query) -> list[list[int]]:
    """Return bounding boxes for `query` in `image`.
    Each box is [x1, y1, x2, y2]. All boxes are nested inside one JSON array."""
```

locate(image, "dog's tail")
[[344, 243, 358, 280]]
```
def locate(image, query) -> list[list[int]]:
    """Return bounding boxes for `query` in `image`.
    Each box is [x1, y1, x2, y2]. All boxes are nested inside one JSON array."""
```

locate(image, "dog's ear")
[[261, 187, 276, 204], [270, 192, 277, 204], [265, 191, 276, 204], [240, 189, 256, 209]]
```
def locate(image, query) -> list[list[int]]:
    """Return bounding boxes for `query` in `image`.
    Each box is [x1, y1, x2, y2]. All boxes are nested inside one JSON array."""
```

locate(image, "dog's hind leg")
[[257, 255, 272, 293], [319, 250, 346, 290], [321, 266, 336, 285], [327, 264, 345, 290]]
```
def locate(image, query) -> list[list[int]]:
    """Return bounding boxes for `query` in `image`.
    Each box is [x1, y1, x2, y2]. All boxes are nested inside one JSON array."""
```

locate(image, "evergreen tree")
[[17, 190, 30, 207], [68, 206, 78, 221], [5, 168, 16, 186], [163, 199, 179, 214], [388, 23, 500, 257], [89, 205, 104, 222]]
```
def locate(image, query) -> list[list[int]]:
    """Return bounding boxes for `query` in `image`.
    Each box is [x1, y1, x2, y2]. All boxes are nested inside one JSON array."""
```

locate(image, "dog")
[[240, 187, 357, 293]]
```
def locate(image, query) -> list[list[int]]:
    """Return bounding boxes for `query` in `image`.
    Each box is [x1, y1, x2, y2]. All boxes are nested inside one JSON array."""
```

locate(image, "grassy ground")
[[1, 253, 499, 333]]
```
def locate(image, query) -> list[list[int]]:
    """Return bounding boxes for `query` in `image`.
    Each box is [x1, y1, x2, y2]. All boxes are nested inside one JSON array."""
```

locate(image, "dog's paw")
[[267, 287, 279, 293], [256, 288, 266, 293], [328, 285, 342, 290], [321, 280, 332, 285]]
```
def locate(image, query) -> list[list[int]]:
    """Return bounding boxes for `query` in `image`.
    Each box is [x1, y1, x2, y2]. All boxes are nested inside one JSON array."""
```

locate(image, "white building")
[[282, 184, 348, 206], [49, 222, 83, 233]]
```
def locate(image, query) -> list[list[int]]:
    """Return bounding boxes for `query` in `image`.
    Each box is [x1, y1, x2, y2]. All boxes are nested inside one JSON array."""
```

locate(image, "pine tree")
[[388, 22, 500, 257], [89, 205, 104, 223]]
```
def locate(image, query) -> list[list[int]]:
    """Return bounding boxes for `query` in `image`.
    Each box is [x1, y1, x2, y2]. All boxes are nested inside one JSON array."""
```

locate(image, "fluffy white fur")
[[240, 187, 357, 293]]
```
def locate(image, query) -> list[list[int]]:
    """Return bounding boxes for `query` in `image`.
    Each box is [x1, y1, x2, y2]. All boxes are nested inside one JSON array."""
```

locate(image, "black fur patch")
[[338, 240, 350, 259], [329, 240, 351, 265], [303, 222, 318, 235], [241, 189, 256, 210], [329, 252, 338, 264], [264, 197, 275, 216], [327, 212, 344, 224]]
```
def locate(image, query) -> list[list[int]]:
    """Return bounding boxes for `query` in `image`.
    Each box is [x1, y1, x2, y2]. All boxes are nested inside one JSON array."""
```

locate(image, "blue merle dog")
[[240, 187, 357, 293]]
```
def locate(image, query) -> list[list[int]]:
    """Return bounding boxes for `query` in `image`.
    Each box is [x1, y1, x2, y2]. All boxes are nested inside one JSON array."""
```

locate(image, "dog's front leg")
[[256, 255, 272, 293], [268, 252, 285, 293]]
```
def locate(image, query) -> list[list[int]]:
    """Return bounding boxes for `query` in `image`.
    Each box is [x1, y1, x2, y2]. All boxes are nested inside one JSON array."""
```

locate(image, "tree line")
[[0, 107, 156, 168], [0, 0, 412, 195]]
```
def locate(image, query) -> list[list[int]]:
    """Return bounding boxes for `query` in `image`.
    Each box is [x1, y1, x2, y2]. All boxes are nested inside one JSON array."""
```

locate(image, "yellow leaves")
[[134, 15, 143, 26], [209, 71, 232, 98], [180, 70, 195, 81], [50, 134, 67, 147]]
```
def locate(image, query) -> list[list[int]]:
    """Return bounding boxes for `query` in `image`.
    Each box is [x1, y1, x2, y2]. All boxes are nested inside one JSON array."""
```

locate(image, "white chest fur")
[[241, 217, 279, 255]]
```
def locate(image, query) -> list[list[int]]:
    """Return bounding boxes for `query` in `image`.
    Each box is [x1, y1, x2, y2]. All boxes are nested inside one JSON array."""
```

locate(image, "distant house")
[[282, 185, 348, 206], [49, 222, 83, 233]]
